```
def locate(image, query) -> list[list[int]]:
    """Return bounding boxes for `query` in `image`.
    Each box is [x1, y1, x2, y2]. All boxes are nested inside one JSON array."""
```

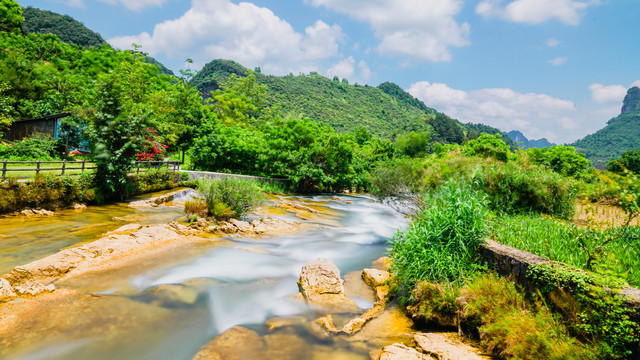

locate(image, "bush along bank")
[[389, 180, 640, 359], [0, 169, 180, 214]]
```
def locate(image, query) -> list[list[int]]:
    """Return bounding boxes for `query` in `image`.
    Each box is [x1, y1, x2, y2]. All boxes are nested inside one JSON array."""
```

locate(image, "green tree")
[[395, 131, 430, 158], [0, 82, 13, 133], [527, 145, 590, 178], [0, 0, 23, 34], [607, 150, 640, 175], [209, 71, 267, 125], [84, 49, 160, 201], [463, 133, 511, 161]]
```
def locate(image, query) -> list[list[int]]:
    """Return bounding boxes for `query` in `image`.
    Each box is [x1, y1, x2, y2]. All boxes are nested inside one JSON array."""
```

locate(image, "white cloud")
[[99, 0, 166, 12], [476, 0, 599, 25], [548, 56, 567, 66], [308, 0, 469, 62], [108, 0, 343, 75], [325, 58, 373, 84], [358, 60, 372, 82], [589, 84, 628, 103], [407, 81, 595, 143], [327, 57, 356, 80], [632, 80, 640, 88], [546, 38, 561, 47]]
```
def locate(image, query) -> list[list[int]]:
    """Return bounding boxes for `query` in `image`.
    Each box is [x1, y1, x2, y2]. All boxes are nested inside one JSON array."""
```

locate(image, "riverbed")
[[0, 192, 409, 360]]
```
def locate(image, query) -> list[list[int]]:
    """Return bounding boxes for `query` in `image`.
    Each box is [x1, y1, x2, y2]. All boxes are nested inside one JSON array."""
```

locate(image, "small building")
[[3, 112, 71, 141]]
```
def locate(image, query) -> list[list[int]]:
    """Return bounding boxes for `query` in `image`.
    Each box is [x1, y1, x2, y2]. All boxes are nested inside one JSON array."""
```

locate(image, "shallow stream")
[[0, 192, 409, 360]]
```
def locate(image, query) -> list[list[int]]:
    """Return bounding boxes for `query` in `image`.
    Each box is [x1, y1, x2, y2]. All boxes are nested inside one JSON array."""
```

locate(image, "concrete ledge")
[[182, 170, 290, 184], [480, 239, 640, 321]]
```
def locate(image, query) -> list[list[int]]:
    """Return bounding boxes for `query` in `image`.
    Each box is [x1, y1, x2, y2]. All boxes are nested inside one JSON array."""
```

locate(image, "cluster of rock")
[[192, 257, 489, 360], [205, 217, 303, 236], [128, 189, 187, 209], [374, 333, 490, 360]]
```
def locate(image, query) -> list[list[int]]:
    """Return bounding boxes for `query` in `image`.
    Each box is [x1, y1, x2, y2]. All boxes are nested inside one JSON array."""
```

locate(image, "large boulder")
[[297, 258, 360, 313]]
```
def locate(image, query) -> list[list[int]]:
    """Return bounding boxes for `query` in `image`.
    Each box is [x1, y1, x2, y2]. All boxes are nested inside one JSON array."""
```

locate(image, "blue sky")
[[17, 0, 640, 144]]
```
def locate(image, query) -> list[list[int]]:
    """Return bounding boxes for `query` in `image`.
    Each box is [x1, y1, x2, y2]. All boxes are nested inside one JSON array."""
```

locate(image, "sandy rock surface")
[[0, 222, 215, 301], [414, 333, 491, 360], [362, 268, 391, 288], [298, 258, 360, 313]]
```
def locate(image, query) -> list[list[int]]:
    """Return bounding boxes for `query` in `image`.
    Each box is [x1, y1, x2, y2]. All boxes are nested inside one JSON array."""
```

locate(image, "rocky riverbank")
[[192, 257, 491, 360]]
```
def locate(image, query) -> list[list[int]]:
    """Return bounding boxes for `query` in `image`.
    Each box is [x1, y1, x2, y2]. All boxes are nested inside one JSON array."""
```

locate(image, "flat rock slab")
[[414, 333, 491, 360], [376, 344, 434, 360]]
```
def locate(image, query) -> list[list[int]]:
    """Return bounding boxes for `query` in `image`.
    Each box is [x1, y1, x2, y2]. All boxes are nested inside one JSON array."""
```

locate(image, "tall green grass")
[[390, 181, 488, 303], [489, 214, 640, 286]]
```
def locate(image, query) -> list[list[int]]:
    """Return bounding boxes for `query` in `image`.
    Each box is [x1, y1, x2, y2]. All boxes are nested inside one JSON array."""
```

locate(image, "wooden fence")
[[0, 160, 180, 180]]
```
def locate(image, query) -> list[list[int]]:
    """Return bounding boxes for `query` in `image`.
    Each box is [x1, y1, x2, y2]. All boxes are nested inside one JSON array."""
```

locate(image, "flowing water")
[[0, 193, 410, 360]]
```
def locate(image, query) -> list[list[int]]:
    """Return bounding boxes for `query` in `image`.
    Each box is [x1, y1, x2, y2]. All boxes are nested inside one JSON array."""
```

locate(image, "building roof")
[[13, 112, 73, 123]]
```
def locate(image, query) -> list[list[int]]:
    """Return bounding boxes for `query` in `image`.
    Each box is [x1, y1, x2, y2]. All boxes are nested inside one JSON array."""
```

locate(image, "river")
[[0, 191, 409, 360]]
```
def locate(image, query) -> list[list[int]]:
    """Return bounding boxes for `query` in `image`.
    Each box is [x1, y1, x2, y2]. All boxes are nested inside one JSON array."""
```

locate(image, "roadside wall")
[[480, 239, 640, 323], [183, 170, 290, 184]]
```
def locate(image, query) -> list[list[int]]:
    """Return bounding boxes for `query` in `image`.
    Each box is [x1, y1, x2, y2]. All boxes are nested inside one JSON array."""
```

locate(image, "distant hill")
[[466, 123, 518, 150], [571, 87, 640, 167], [507, 130, 555, 149], [22, 7, 106, 48], [190, 59, 510, 143]]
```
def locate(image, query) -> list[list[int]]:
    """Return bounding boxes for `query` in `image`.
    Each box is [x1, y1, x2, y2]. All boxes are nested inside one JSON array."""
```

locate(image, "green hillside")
[[21, 7, 173, 76], [571, 87, 640, 167], [190, 59, 511, 143], [22, 6, 106, 48]]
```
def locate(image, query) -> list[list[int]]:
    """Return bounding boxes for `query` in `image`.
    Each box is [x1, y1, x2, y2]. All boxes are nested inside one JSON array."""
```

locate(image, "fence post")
[[136, 162, 140, 174], [61, 160, 66, 176], [1, 160, 6, 180], [36, 160, 40, 176], [81, 160, 85, 173]]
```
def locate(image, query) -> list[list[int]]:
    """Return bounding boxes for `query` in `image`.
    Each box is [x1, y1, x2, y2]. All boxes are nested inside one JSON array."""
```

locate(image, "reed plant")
[[390, 180, 488, 303], [192, 177, 266, 220]]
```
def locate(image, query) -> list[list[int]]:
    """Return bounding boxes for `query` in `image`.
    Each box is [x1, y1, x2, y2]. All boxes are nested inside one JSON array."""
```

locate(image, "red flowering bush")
[[136, 130, 168, 161]]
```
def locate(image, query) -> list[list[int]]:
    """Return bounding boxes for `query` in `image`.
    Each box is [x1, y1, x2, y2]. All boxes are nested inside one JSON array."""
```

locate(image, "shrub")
[[463, 133, 511, 162], [390, 180, 487, 303], [194, 177, 265, 220], [369, 157, 426, 198], [527, 145, 591, 178], [478, 161, 577, 219], [129, 168, 175, 194], [184, 198, 207, 220], [607, 150, 640, 175], [528, 264, 639, 358], [0, 135, 59, 161], [0, 173, 96, 213], [372, 153, 577, 219], [459, 273, 598, 360]]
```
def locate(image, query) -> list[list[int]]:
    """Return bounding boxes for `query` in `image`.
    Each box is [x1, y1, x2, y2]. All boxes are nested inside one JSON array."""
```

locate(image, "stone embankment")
[[480, 239, 640, 322]]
